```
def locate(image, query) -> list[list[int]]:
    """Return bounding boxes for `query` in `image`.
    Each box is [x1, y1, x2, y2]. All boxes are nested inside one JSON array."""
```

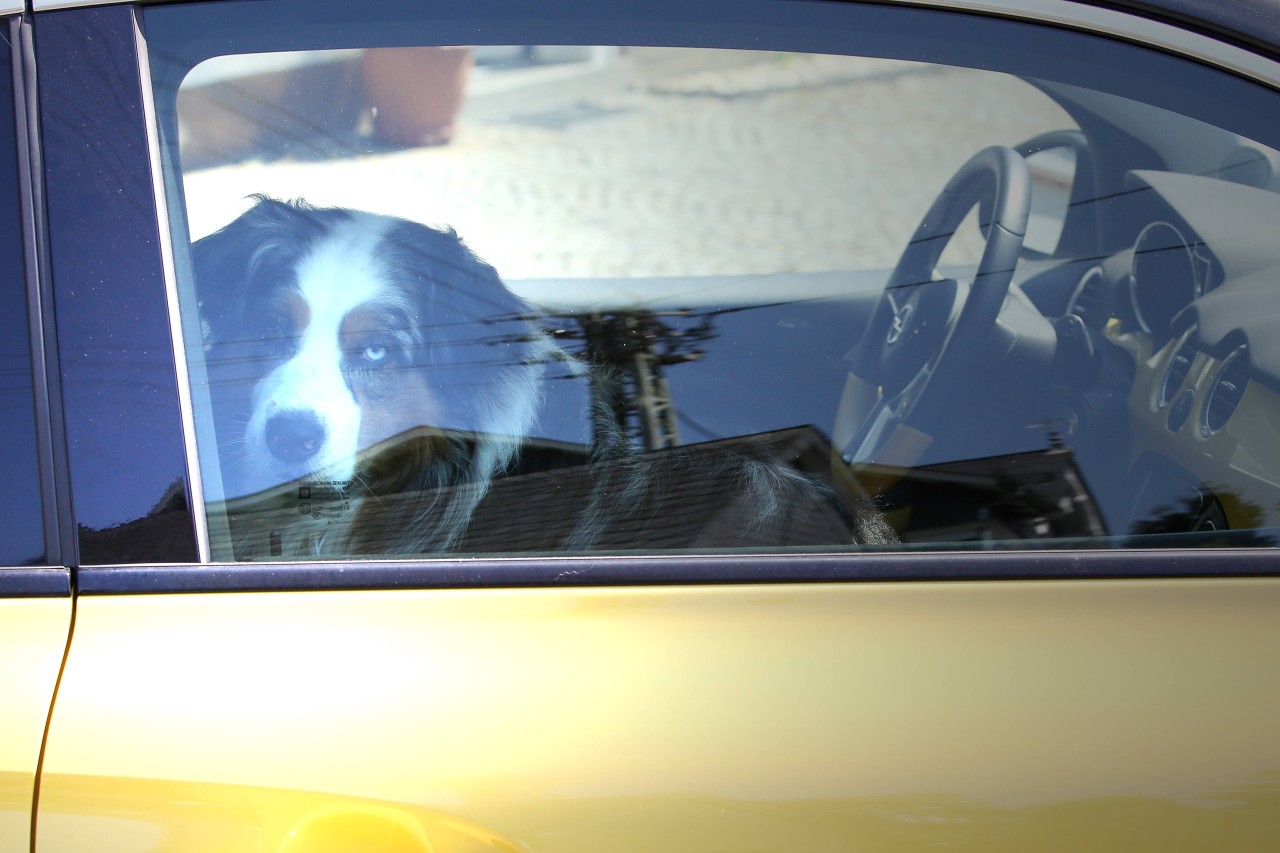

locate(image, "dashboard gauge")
[[1201, 345, 1250, 436], [1130, 221, 1199, 337], [1065, 265, 1106, 326]]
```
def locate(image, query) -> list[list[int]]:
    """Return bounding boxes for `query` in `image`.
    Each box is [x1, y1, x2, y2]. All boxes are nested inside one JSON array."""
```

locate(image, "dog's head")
[[193, 197, 546, 502]]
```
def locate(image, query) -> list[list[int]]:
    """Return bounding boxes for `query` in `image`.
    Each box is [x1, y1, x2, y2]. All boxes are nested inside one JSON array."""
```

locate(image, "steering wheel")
[[837, 145, 1031, 466]]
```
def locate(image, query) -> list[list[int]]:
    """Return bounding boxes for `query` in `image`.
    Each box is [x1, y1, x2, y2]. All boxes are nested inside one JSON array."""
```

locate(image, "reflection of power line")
[[675, 407, 720, 443], [555, 310, 716, 451]]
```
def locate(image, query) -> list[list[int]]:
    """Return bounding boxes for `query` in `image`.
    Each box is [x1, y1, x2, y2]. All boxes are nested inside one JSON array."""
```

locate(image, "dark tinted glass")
[[37, 8, 198, 564], [0, 36, 44, 565]]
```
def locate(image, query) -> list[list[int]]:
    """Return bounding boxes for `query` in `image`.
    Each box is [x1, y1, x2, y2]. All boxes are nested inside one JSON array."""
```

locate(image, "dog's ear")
[[383, 220, 516, 306], [191, 196, 326, 344], [382, 220, 537, 361], [381, 220, 549, 438]]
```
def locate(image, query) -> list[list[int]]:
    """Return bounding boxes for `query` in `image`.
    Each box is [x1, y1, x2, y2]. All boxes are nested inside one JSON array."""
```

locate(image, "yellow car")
[[4, 0, 1280, 851]]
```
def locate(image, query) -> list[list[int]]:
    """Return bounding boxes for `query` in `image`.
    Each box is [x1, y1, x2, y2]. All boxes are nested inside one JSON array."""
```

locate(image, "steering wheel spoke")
[[836, 146, 1032, 471], [840, 362, 934, 465]]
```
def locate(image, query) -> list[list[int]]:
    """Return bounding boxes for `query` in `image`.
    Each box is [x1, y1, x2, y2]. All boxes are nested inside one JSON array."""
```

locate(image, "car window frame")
[[27, 0, 1280, 586]]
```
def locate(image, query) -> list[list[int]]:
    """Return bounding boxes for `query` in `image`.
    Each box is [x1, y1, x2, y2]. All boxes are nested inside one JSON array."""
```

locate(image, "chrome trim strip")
[[882, 0, 1280, 87], [133, 12, 212, 564], [28, 0, 1280, 88]]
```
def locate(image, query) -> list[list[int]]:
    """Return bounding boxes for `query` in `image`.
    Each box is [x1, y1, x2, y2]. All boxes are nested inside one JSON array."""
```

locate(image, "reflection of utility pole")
[[564, 311, 714, 451], [633, 348, 679, 449]]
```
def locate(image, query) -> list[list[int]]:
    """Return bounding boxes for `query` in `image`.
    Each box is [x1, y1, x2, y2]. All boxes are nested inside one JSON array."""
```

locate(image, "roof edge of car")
[[1086, 0, 1280, 59], [26, 0, 1280, 93]]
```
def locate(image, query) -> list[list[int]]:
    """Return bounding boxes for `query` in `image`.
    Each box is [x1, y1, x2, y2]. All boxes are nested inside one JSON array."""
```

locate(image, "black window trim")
[[0, 567, 71, 597], [74, 548, 1280, 595], [29, 0, 1280, 92], [13, 14, 75, 570]]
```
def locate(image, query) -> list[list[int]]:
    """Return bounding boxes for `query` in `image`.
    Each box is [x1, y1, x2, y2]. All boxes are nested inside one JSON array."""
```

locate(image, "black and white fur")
[[195, 197, 562, 555], [194, 198, 894, 557]]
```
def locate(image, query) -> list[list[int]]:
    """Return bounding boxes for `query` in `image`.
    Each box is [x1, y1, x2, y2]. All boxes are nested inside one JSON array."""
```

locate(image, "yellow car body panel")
[[36, 775, 518, 853], [1, 596, 72, 853], [38, 578, 1280, 852]]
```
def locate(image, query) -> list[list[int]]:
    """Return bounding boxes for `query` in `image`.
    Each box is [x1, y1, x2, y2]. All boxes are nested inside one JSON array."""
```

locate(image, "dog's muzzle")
[[265, 411, 327, 463]]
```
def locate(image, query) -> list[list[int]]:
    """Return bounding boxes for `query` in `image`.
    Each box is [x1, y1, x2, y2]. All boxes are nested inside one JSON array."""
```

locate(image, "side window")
[[145, 2, 1280, 560], [0, 36, 45, 567]]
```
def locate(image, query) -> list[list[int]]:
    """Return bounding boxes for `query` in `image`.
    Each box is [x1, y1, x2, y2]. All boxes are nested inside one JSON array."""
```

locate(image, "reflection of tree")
[[553, 310, 717, 450], [78, 478, 200, 564], [1127, 487, 1276, 546]]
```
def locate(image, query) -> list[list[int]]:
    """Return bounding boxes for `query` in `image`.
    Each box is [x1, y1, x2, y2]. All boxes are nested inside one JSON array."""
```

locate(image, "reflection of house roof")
[[78, 478, 199, 564], [476, 426, 853, 552], [349, 426, 856, 555]]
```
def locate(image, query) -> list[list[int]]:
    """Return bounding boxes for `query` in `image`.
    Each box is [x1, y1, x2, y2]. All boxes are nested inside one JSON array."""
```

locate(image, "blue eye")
[[363, 344, 388, 363]]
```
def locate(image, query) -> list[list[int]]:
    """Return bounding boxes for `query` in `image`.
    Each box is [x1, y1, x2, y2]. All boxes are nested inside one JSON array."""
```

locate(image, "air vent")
[[1068, 266, 1104, 325], [1201, 345, 1250, 436], [1158, 331, 1197, 410]]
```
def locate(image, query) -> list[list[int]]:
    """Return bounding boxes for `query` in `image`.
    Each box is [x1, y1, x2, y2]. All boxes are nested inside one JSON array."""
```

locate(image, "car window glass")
[[0, 37, 45, 567], [145, 2, 1280, 560]]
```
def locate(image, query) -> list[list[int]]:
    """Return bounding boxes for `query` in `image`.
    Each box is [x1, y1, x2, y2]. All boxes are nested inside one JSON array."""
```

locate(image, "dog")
[[193, 197, 895, 558]]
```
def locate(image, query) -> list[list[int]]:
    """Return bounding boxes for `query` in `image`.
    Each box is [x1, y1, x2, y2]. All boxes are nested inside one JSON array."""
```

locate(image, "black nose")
[[265, 411, 326, 463]]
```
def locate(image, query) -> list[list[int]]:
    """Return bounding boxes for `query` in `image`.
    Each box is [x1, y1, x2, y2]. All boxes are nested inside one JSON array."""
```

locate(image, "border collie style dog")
[[194, 198, 895, 558], [194, 196, 568, 556]]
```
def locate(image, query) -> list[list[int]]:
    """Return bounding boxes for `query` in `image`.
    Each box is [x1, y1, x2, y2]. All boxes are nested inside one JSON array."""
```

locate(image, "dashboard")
[[1061, 170, 1280, 534]]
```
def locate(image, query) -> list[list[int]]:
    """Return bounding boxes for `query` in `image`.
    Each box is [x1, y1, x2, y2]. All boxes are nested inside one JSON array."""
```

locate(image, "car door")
[[28, 1, 1280, 852]]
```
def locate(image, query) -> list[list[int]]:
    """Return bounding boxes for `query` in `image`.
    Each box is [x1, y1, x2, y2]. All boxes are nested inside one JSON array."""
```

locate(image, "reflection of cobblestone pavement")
[[182, 49, 1072, 281]]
